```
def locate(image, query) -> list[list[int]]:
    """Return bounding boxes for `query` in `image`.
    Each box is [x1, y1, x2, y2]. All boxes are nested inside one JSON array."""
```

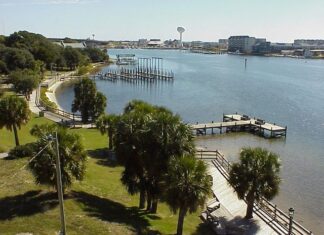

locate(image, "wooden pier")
[[94, 68, 174, 81], [191, 113, 287, 138], [197, 150, 313, 235], [93, 56, 174, 82]]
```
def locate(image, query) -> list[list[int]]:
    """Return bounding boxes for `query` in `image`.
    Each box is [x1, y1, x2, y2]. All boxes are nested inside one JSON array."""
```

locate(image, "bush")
[[40, 87, 57, 110], [8, 143, 35, 159]]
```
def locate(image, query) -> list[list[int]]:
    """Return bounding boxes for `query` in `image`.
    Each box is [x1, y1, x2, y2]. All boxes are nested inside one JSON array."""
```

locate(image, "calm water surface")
[[56, 49, 324, 233]]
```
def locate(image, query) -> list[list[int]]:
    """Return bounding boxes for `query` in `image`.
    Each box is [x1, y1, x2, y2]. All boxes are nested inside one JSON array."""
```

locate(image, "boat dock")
[[197, 150, 313, 235], [191, 113, 287, 138], [94, 68, 174, 81], [93, 56, 174, 81]]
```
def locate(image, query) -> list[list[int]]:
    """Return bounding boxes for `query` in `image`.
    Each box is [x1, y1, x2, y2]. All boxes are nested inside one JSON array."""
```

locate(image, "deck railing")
[[196, 149, 313, 235]]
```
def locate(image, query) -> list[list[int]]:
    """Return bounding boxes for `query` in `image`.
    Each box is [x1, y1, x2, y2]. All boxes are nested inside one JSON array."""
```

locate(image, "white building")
[[147, 39, 163, 47]]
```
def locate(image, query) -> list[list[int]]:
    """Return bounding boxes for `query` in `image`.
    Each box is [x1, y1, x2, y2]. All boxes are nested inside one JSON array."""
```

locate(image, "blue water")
[[56, 49, 324, 233]]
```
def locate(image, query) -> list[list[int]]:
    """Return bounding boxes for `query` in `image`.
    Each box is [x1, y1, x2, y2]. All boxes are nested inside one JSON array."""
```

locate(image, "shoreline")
[[45, 62, 108, 111]]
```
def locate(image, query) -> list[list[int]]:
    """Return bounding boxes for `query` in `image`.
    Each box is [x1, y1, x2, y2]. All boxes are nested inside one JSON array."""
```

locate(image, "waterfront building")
[[270, 43, 294, 53], [294, 39, 324, 49], [228, 36, 256, 53], [252, 41, 271, 55], [218, 39, 228, 49], [147, 39, 163, 47], [138, 39, 148, 47]]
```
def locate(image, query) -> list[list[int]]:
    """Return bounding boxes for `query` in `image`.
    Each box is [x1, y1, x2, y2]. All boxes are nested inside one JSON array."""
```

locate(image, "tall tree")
[[229, 147, 281, 219], [72, 78, 107, 123], [164, 155, 212, 235], [28, 124, 87, 192], [113, 100, 194, 212], [0, 95, 31, 146], [9, 69, 40, 100]]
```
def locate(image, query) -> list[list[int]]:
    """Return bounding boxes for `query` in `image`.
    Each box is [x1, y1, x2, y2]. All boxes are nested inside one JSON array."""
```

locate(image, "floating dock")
[[191, 113, 287, 138]]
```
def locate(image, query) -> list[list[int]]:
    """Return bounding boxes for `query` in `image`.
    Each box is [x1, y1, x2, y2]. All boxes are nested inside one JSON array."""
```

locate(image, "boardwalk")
[[197, 150, 313, 235], [191, 113, 287, 138]]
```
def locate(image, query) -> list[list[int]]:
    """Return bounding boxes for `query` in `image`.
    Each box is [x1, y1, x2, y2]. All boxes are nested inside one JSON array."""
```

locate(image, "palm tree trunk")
[[13, 124, 20, 146], [151, 197, 158, 213], [139, 189, 146, 209], [108, 129, 113, 150], [245, 191, 255, 219], [146, 193, 152, 211], [177, 206, 187, 235]]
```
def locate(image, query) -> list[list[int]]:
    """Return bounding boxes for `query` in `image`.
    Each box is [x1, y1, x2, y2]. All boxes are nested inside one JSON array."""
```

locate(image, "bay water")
[[56, 49, 324, 233]]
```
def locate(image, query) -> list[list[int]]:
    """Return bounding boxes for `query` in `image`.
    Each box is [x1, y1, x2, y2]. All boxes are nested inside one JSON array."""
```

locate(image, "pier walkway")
[[197, 150, 313, 235], [191, 113, 287, 138]]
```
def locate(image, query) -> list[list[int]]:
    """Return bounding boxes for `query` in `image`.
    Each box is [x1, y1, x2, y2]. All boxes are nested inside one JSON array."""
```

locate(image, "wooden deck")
[[197, 150, 313, 235], [191, 113, 287, 138]]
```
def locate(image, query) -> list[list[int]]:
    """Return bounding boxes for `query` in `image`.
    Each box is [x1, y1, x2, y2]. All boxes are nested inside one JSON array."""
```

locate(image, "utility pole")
[[55, 132, 67, 235]]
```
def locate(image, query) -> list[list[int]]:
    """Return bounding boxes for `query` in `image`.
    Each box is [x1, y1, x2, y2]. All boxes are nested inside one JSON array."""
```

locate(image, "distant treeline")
[[0, 31, 109, 74]]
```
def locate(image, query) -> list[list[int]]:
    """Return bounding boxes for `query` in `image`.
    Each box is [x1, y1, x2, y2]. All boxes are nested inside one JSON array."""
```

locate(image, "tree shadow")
[[0, 190, 58, 220], [216, 215, 261, 235], [87, 148, 120, 167], [192, 222, 215, 235], [72, 190, 161, 235]]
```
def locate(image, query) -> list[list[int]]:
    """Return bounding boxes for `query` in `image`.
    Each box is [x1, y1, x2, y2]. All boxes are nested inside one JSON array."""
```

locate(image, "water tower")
[[177, 26, 185, 48]]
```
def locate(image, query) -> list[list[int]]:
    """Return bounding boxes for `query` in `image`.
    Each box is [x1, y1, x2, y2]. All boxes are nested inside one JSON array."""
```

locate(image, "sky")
[[0, 0, 324, 42]]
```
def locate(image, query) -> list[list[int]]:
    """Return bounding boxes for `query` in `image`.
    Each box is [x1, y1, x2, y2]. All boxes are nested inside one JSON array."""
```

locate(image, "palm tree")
[[28, 124, 87, 192], [96, 114, 119, 150], [164, 155, 212, 235], [229, 147, 281, 219], [144, 109, 194, 213], [0, 95, 31, 146]]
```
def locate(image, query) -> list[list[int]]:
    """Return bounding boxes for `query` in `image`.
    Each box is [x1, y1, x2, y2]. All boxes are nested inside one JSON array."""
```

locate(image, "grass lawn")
[[0, 116, 213, 235]]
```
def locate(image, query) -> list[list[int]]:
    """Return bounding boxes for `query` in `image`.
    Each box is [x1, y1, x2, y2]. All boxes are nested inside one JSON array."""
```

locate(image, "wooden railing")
[[196, 150, 313, 235], [35, 88, 82, 122]]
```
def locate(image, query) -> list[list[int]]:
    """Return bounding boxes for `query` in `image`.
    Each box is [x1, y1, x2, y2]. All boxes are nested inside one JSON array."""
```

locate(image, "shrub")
[[8, 143, 35, 159]]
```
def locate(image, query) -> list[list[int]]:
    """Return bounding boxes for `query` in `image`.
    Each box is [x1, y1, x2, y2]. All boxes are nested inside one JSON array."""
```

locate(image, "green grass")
[[0, 114, 54, 152], [0, 116, 213, 235]]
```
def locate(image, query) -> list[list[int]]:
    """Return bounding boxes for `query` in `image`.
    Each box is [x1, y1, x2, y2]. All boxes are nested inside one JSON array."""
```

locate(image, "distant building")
[[191, 41, 204, 49], [218, 39, 228, 49], [147, 39, 163, 47], [228, 36, 256, 53], [53, 40, 87, 49], [138, 39, 148, 47], [253, 41, 271, 55], [294, 39, 324, 49], [270, 43, 294, 53], [164, 39, 180, 48]]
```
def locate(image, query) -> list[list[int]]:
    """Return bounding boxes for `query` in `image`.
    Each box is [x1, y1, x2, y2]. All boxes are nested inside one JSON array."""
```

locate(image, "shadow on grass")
[[0, 190, 58, 220], [72, 190, 161, 235], [87, 148, 120, 167]]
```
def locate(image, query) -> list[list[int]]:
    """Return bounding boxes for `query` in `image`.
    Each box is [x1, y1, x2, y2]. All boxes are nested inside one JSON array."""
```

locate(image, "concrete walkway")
[[28, 89, 70, 123], [205, 162, 283, 235]]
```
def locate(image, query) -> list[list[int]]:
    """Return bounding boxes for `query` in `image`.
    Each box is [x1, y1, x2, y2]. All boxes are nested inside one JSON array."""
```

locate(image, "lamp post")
[[288, 207, 294, 235]]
